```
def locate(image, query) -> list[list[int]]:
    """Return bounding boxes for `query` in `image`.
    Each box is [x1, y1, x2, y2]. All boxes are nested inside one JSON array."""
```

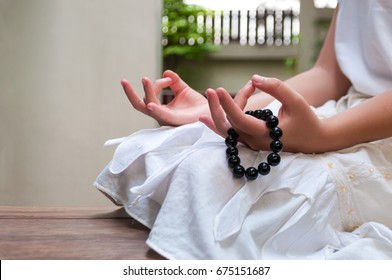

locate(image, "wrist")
[[317, 117, 344, 153]]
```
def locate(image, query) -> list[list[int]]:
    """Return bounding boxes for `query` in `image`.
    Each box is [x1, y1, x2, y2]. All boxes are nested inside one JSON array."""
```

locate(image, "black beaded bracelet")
[[225, 109, 283, 180]]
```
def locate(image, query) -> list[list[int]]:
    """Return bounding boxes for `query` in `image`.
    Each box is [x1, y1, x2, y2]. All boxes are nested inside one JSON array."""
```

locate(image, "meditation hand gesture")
[[202, 75, 325, 154], [121, 70, 209, 126]]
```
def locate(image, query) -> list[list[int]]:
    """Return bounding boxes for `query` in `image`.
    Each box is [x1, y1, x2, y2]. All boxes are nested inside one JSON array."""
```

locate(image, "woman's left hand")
[[201, 75, 326, 154]]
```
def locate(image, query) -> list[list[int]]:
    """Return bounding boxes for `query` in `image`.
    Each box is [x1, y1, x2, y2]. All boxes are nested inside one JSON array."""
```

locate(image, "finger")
[[162, 70, 189, 94], [145, 102, 178, 126], [233, 80, 255, 109], [205, 89, 231, 137], [216, 87, 268, 141], [215, 87, 248, 128], [142, 77, 160, 105], [251, 75, 304, 112], [153, 77, 172, 93], [199, 114, 218, 134], [121, 79, 149, 114]]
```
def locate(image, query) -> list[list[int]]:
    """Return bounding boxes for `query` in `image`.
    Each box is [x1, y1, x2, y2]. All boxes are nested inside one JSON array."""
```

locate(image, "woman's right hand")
[[121, 70, 209, 126]]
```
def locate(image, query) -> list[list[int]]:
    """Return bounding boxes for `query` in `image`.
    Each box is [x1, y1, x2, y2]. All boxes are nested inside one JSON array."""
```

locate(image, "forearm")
[[284, 66, 350, 107], [247, 7, 350, 110], [321, 88, 392, 152], [246, 65, 350, 110]]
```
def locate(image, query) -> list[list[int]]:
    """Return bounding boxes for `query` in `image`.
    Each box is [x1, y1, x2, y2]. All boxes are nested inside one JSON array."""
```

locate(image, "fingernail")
[[141, 77, 148, 85], [252, 75, 264, 84], [205, 88, 215, 96]]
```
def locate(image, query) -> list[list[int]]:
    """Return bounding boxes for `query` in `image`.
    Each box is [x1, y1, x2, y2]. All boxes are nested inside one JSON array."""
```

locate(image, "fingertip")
[[247, 80, 256, 90], [163, 70, 178, 79], [162, 69, 174, 76], [120, 79, 128, 87], [205, 88, 215, 96], [215, 87, 224, 94], [155, 76, 173, 90], [215, 87, 231, 99], [251, 75, 264, 85], [252, 76, 283, 92], [146, 102, 155, 111]]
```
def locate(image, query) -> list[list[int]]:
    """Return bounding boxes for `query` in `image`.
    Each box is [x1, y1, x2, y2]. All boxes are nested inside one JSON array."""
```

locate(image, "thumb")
[[251, 75, 305, 112], [153, 77, 172, 93], [162, 70, 189, 93]]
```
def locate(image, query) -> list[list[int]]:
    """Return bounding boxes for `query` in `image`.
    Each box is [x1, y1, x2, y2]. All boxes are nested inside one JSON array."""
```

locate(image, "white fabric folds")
[[94, 90, 392, 259]]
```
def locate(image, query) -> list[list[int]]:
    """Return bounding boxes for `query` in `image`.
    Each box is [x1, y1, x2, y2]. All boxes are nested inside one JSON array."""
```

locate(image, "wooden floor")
[[0, 206, 164, 260]]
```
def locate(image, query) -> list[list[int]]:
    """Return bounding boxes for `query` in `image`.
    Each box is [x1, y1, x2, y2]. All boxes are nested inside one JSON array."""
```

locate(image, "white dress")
[[94, 0, 392, 259]]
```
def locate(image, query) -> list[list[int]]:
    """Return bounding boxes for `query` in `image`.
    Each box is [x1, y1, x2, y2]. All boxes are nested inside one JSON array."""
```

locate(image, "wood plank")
[[0, 206, 129, 219], [0, 206, 164, 260]]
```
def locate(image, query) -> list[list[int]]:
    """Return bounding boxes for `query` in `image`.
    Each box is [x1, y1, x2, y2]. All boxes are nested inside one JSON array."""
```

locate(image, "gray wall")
[[174, 45, 299, 93], [0, 0, 332, 207], [0, 0, 162, 206]]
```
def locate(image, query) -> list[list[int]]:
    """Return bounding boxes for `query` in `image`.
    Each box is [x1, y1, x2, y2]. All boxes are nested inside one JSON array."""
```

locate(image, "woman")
[[95, 0, 392, 259]]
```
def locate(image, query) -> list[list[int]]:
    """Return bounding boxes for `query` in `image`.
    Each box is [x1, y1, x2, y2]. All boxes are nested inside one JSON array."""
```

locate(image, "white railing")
[[162, 5, 300, 48]]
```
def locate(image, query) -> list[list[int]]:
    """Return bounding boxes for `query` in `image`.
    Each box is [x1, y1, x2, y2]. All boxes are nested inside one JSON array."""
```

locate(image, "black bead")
[[225, 135, 237, 147], [226, 146, 238, 157], [227, 128, 239, 139], [228, 155, 241, 168], [245, 110, 254, 116], [253, 109, 263, 119], [269, 127, 283, 140], [267, 153, 281, 166], [266, 115, 279, 128], [233, 165, 245, 178], [225, 108, 283, 180], [245, 167, 258, 180], [270, 140, 283, 153], [257, 162, 271, 175], [260, 109, 273, 120]]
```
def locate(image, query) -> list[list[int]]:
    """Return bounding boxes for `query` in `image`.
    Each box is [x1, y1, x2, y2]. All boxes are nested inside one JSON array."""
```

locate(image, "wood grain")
[[0, 206, 164, 260]]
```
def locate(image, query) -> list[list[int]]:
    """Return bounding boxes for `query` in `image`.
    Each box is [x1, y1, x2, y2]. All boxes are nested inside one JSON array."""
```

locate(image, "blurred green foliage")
[[162, 0, 219, 60]]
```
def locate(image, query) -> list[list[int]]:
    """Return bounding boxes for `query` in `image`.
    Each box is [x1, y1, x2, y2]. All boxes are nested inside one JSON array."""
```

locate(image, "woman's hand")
[[121, 70, 209, 126], [203, 75, 327, 154], [199, 79, 256, 133]]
